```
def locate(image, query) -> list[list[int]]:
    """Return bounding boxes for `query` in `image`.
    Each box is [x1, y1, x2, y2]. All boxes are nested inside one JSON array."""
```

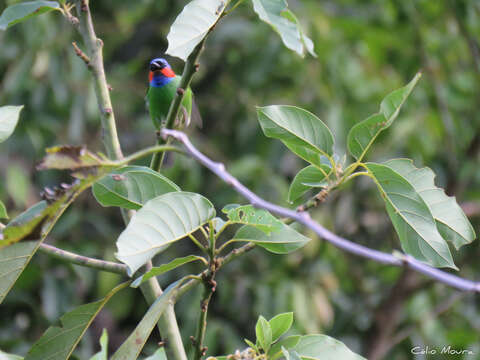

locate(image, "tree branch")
[[73, 3, 186, 359], [74, 0, 123, 160], [162, 129, 480, 293], [39, 243, 128, 275]]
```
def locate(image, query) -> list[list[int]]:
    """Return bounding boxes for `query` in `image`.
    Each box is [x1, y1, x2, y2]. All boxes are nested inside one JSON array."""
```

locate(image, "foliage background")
[[0, 0, 479, 359]]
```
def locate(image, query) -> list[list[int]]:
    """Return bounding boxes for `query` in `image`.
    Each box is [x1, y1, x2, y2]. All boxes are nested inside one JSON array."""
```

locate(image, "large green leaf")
[[0, 201, 7, 219], [224, 204, 283, 233], [257, 105, 334, 167], [92, 166, 180, 210], [0, 241, 37, 304], [166, 0, 227, 61], [111, 280, 185, 360], [288, 165, 330, 203], [347, 73, 421, 161], [25, 282, 129, 360], [365, 163, 456, 269], [292, 335, 366, 360], [0, 1, 60, 31], [131, 255, 206, 288], [232, 222, 309, 254], [251, 0, 316, 57], [116, 192, 216, 275], [0, 105, 23, 143], [383, 159, 476, 249]]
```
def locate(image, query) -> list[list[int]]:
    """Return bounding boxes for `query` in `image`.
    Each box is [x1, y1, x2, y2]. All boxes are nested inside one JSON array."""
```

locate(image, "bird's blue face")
[[149, 57, 176, 87]]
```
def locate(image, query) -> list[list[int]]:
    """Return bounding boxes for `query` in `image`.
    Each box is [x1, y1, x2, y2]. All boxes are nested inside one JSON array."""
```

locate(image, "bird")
[[146, 57, 193, 129]]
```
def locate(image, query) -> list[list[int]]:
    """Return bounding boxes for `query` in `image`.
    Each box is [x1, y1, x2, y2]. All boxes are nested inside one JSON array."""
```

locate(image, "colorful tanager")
[[146, 57, 193, 129]]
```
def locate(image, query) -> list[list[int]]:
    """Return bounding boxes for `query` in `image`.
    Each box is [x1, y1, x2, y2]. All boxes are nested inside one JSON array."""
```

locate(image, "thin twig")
[[39, 243, 128, 275], [163, 129, 480, 293]]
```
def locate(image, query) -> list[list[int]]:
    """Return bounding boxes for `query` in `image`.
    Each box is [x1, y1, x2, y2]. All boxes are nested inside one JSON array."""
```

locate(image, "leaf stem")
[[39, 243, 128, 275], [189, 234, 208, 254]]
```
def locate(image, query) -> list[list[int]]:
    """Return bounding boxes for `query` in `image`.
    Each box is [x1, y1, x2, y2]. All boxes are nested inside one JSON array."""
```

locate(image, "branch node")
[[104, 107, 113, 114], [195, 63, 200, 72], [177, 87, 185, 95], [107, 84, 113, 91]]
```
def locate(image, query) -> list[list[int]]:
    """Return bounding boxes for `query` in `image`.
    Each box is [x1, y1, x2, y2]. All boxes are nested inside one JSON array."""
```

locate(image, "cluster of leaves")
[[214, 313, 365, 360], [257, 74, 475, 269]]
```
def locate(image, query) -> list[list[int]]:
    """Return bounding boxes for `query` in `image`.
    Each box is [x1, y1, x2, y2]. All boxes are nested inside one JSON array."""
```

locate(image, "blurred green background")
[[0, 0, 479, 359]]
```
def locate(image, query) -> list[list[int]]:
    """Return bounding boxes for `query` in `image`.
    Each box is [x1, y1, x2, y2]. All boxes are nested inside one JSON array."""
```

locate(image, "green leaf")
[[257, 105, 334, 167], [292, 335, 366, 360], [116, 192, 216, 275], [111, 280, 186, 360], [92, 166, 180, 210], [0, 201, 7, 219], [365, 163, 456, 269], [255, 316, 272, 353], [232, 222, 309, 254], [0, 105, 23, 143], [251, 0, 316, 57], [89, 329, 108, 360], [269, 312, 293, 342], [25, 282, 129, 360], [0, 241, 38, 304], [0, 201, 52, 248], [226, 205, 283, 234], [131, 255, 206, 288], [166, 0, 227, 61], [288, 165, 330, 203], [268, 335, 301, 360], [143, 348, 167, 360], [0, 1, 60, 30], [0, 349, 23, 359], [347, 73, 421, 161], [383, 159, 476, 249]]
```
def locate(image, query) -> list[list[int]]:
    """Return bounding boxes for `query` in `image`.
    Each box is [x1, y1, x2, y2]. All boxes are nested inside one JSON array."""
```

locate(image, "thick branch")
[[74, 0, 123, 160], [163, 129, 480, 293], [39, 243, 128, 275]]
